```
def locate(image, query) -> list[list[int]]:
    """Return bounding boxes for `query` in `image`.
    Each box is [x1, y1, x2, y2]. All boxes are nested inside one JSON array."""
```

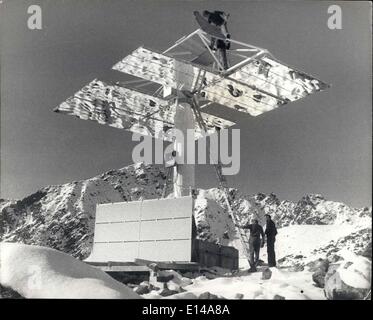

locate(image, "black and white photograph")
[[0, 0, 371, 304]]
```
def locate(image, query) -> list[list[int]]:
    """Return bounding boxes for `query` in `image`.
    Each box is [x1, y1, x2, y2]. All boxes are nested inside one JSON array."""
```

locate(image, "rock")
[[201, 271, 218, 280], [261, 268, 272, 280], [318, 259, 330, 272], [167, 282, 183, 293], [148, 263, 159, 272], [182, 272, 195, 279], [139, 280, 150, 287], [148, 280, 163, 290], [289, 264, 304, 272], [156, 274, 174, 283], [324, 256, 371, 300], [277, 257, 287, 264], [310, 259, 330, 288], [134, 284, 150, 295], [312, 269, 326, 288], [149, 270, 175, 289], [328, 254, 343, 263], [360, 242, 372, 260], [159, 288, 179, 297], [324, 263, 343, 285], [234, 293, 244, 299], [256, 259, 265, 266], [0, 284, 24, 299], [167, 291, 199, 299], [273, 294, 285, 300], [198, 291, 225, 299], [307, 258, 329, 272]]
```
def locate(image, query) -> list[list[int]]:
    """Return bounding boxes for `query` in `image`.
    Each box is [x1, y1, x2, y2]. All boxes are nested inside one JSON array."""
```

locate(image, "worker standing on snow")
[[264, 214, 278, 267], [239, 219, 265, 272]]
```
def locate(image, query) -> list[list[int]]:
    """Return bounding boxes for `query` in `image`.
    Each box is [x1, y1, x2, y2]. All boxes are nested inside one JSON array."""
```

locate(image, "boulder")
[[167, 282, 184, 293], [294, 255, 305, 259], [360, 242, 372, 260], [159, 288, 179, 297], [139, 280, 153, 289], [198, 291, 225, 299], [234, 293, 244, 299], [134, 284, 150, 295], [148, 263, 159, 273], [149, 270, 176, 289], [256, 259, 265, 266], [273, 294, 285, 300], [201, 271, 218, 280], [277, 256, 288, 264], [289, 264, 305, 272], [310, 259, 330, 288], [0, 284, 24, 299], [324, 256, 371, 300], [166, 291, 199, 299], [307, 258, 329, 272], [261, 268, 272, 280], [328, 254, 343, 263], [182, 272, 195, 279], [312, 269, 326, 288], [156, 274, 174, 283]]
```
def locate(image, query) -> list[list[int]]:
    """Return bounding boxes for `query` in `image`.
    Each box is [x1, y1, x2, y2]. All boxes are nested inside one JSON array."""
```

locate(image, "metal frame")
[[163, 29, 269, 75]]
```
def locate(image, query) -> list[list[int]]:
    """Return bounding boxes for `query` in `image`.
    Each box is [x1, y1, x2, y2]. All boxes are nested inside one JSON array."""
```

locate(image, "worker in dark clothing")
[[239, 219, 265, 272], [202, 10, 230, 41], [202, 10, 231, 70], [264, 214, 278, 267]]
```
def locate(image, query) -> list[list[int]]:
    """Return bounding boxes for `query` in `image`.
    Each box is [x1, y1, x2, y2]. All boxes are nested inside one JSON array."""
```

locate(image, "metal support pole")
[[173, 100, 195, 198]]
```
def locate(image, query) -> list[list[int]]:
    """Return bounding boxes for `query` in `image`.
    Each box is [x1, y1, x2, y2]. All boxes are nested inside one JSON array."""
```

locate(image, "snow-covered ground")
[[275, 224, 370, 264], [143, 268, 325, 300], [1, 241, 370, 299], [0, 242, 140, 299], [236, 224, 369, 269]]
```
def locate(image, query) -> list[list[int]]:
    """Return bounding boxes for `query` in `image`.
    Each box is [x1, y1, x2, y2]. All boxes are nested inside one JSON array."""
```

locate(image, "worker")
[[239, 219, 265, 272], [202, 10, 231, 69], [264, 214, 278, 267]]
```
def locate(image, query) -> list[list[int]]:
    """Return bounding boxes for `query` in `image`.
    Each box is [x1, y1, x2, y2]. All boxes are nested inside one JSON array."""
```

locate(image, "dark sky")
[[1, 0, 371, 207]]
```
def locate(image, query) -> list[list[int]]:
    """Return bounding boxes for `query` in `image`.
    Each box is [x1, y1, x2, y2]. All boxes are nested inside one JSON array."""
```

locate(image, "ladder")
[[161, 134, 178, 199], [161, 165, 174, 198], [213, 162, 251, 259], [191, 98, 252, 259]]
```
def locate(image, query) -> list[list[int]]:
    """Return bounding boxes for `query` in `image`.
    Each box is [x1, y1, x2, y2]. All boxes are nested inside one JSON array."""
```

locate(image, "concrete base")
[[192, 239, 239, 270]]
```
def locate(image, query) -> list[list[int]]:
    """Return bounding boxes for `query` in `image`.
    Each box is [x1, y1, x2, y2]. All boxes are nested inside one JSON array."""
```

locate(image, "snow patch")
[[0, 242, 140, 299]]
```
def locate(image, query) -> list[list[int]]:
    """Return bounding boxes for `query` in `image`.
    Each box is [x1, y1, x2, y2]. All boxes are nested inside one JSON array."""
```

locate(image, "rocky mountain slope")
[[0, 163, 371, 263]]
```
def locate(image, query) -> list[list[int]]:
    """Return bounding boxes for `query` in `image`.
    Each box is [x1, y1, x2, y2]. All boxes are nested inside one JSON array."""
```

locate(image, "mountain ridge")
[[0, 163, 371, 261]]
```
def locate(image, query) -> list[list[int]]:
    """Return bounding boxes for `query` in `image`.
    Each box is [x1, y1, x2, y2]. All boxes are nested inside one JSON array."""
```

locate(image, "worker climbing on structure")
[[194, 10, 231, 70]]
